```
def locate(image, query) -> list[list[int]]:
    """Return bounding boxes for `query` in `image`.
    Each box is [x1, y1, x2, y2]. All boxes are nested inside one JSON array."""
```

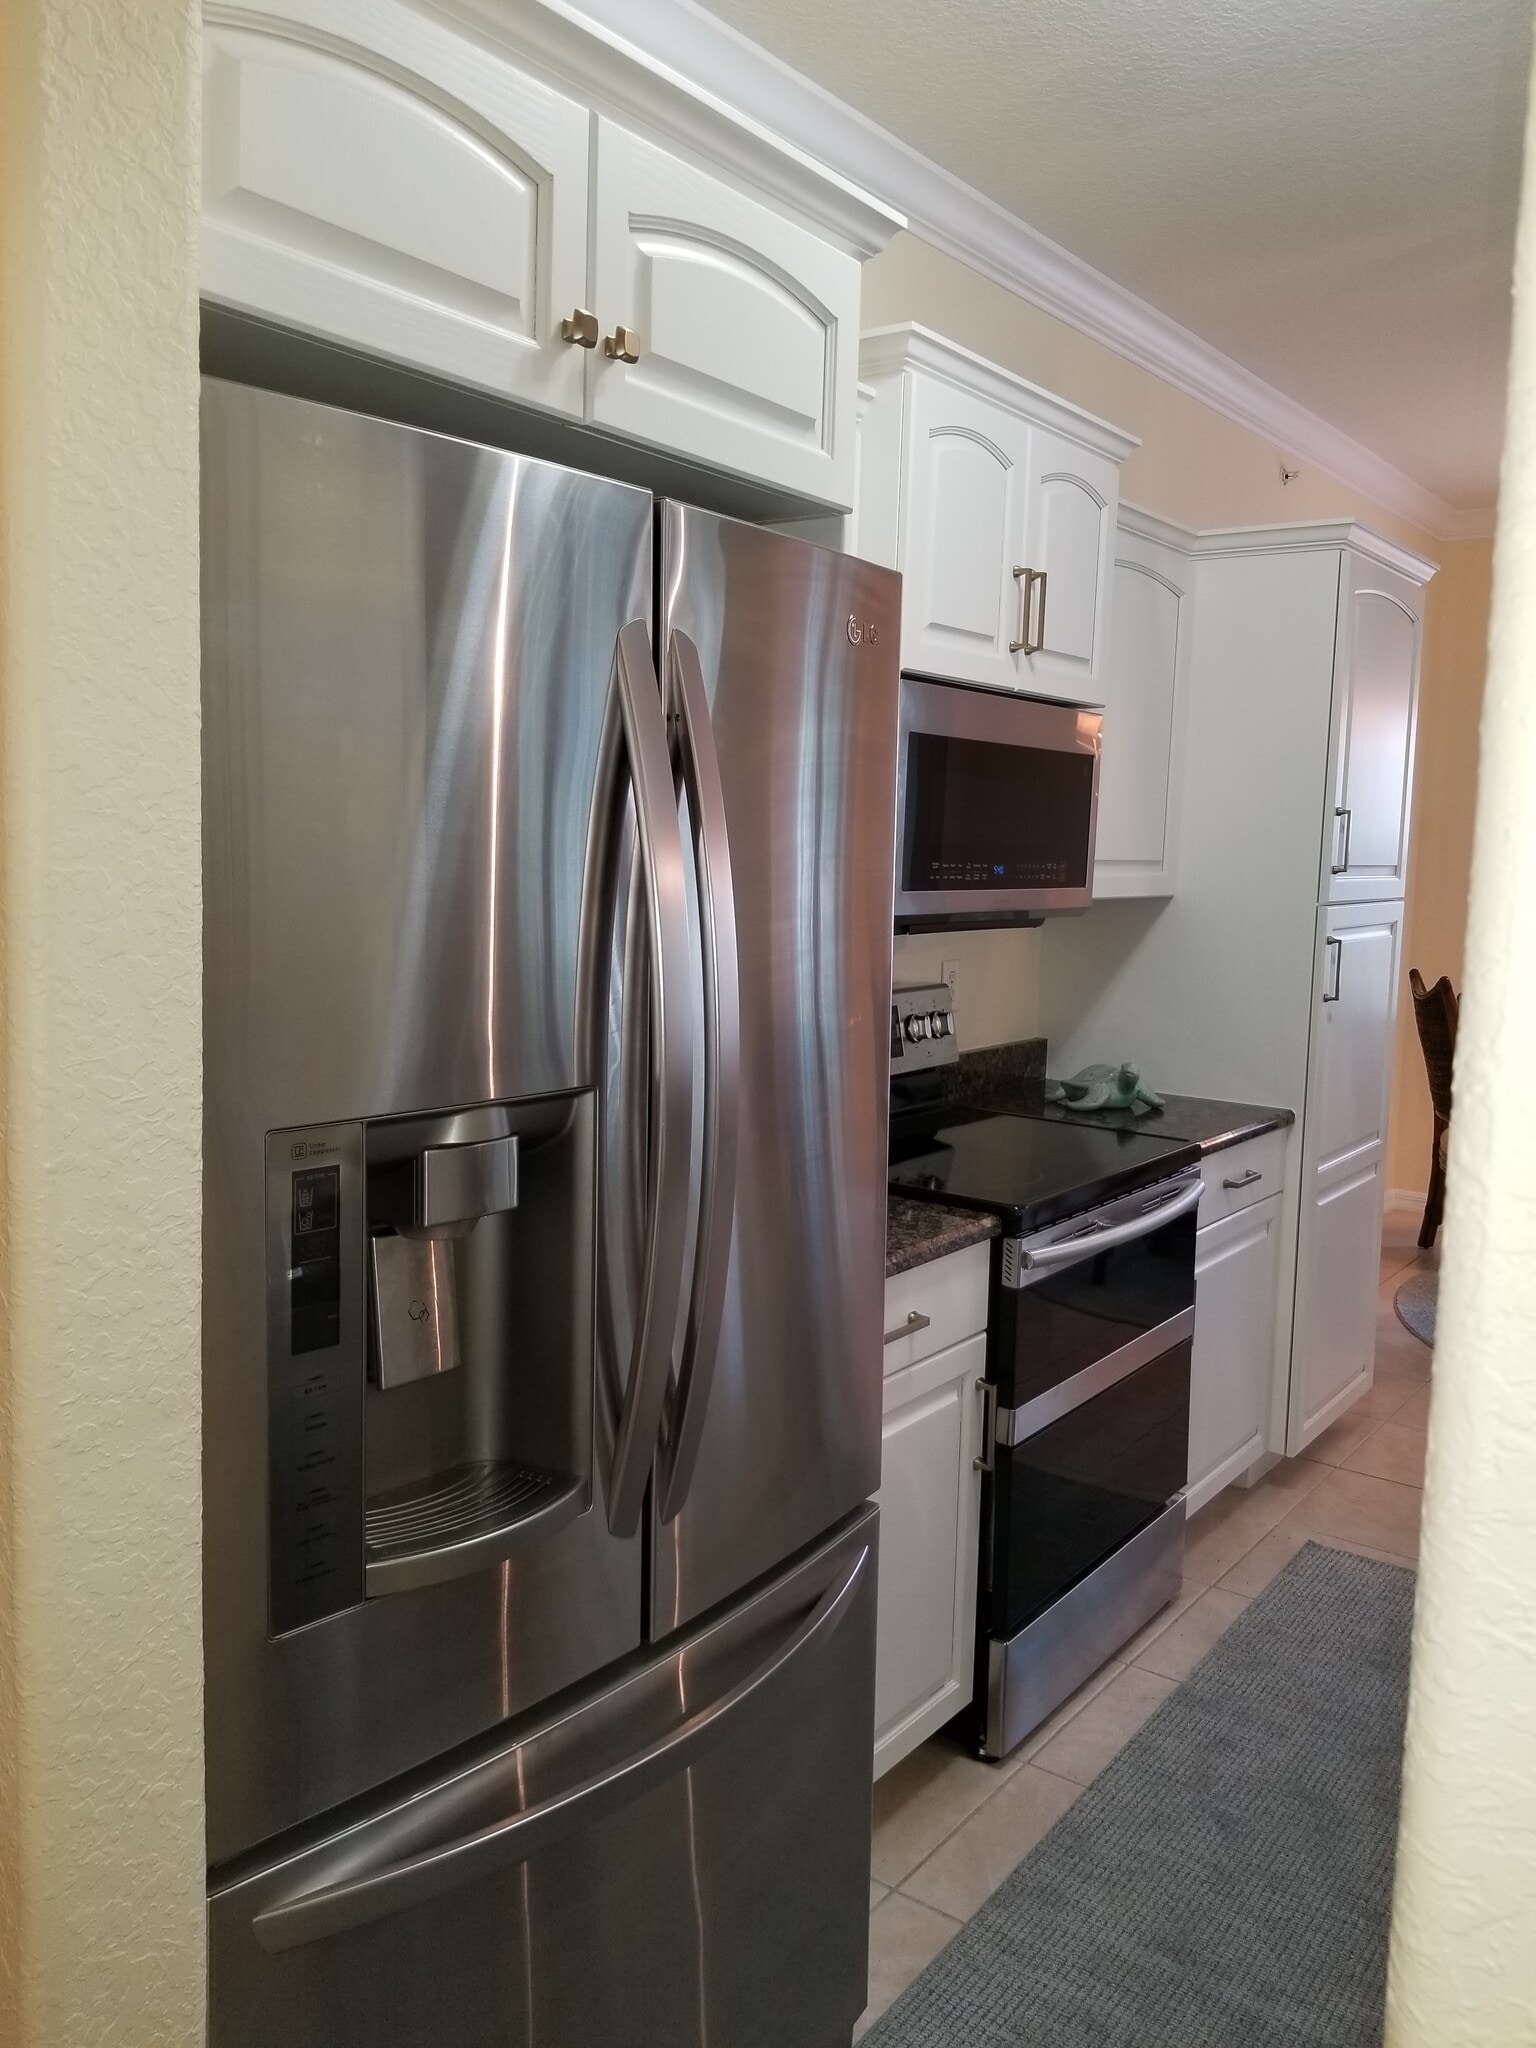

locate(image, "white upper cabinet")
[[1092, 510, 1191, 897], [202, 0, 591, 417], [1322, 549, 1425, 903], [590, 122, 861, 506], [856, 326, 1137, 705], [201, 1, 898, 507]]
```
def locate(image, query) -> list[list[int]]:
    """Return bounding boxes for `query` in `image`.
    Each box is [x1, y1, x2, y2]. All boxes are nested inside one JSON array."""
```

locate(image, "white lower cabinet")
[[874, 1331, 986, 1778], [1188, 1193, 1282, 1514]]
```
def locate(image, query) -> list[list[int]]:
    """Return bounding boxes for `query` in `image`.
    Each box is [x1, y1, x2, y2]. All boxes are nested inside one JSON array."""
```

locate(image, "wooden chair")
[[1409, 969, 1458, 1249]]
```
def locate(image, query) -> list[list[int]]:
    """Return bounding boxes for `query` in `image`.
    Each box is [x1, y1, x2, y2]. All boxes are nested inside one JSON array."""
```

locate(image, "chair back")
[[1409, 969, 1458, 1126]]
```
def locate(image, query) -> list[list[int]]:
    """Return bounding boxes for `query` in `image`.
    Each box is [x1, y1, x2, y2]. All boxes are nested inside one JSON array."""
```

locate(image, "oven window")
[[988, 1340, 1191, 1638], [903, 732, 1094, 891]]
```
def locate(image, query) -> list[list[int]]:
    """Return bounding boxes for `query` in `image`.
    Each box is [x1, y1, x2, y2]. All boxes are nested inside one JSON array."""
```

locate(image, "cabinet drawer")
[[883, 1240, 990, 1376], [1199, 1128, 1288, 1227]]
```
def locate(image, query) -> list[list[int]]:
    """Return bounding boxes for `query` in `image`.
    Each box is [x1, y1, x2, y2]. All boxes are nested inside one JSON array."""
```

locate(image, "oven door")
[[894, 674, 1101, 929]]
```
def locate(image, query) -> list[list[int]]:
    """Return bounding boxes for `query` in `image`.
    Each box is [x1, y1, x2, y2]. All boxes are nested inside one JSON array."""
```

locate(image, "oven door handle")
[[1015, 1176, 1203, 1270]]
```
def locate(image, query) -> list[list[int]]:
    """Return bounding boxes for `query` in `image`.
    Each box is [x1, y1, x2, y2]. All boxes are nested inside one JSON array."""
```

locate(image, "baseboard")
[[1386, 1188, 1427, 1214]]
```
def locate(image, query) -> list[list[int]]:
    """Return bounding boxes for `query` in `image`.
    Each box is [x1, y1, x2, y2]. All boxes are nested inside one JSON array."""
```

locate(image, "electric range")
[[889, 985, 1203, 1760]]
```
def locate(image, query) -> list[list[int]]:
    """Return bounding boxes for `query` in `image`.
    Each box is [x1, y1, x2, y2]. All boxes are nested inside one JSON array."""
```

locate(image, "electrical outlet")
[[941, 959, 959, 999]]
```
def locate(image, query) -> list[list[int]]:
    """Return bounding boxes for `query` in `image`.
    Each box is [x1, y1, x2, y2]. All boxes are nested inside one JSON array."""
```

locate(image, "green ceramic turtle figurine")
[[1047, 1062, 1165, 1116]]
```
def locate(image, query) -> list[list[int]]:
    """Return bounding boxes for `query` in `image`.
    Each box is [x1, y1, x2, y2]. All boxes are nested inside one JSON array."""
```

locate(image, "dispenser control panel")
[[265, 1124, 366, 1634]]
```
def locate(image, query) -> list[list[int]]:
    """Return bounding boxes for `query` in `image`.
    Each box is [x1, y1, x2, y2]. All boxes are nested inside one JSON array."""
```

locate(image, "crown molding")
[[432, 0, 901, 258], [1119, 502, 1438, 584], [549, 0, 1496, 544], [860, 324, 1140, 461]]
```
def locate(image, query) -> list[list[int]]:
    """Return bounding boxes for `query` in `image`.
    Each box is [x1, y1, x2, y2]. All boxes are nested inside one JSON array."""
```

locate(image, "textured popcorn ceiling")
[[693, 0, 1529, 511]]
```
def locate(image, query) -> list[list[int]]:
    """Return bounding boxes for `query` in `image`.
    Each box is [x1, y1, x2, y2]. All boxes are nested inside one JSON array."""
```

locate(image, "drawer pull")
[[973, 1378, 998, 1472], [883, 1310, 931, 1346], [1222, 1168, 1263, 1190]]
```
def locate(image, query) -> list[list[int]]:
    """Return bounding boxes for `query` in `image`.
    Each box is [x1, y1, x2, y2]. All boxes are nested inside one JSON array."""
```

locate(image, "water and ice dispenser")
[[265, 1094, 594, 1635]]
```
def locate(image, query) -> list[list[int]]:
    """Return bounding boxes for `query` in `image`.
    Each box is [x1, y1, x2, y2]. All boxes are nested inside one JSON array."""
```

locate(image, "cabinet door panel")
[[1189, 1195, 1281, 1512], [202, 2, 589, 414], [897, 381, 1033, 691], [1289, 899, 1402, 1451], [1324, 555, 1423, 901], [591, 121, 859, 506], [1093, 539, 1185, 892], [1019, 430, 1118, 705], [874, 1333, 985, 1777]]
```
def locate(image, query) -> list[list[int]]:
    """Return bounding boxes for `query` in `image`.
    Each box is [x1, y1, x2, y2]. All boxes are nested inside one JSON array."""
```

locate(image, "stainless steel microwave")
[[894, 675, 1102, 930]]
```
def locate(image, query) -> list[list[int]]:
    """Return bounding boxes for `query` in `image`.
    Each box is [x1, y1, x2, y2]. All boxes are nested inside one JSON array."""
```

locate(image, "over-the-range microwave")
[[894, 674, 1102, 931]]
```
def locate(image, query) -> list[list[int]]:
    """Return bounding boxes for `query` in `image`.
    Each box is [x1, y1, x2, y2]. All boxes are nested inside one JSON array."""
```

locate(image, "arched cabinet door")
[[202, 0, 590, 416], [895, 377, 1034, 692], [1017, 427, 1119, 705], [1322, 553, 1424, 902], [590, 120, 861, 508]]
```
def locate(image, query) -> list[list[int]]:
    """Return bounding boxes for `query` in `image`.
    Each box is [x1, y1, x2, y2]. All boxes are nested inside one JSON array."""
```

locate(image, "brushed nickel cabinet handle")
[[883, 1309, 931, 1346], [1331, 805, 1353, 874], [560, 308, 599, 348], [605, 325, 642, 363], [1010, 567, 1048, 656], [1222, 1168, 1263, 1190], [1323, 934, 1343, 1003], [973, 1378, 998, 1472]]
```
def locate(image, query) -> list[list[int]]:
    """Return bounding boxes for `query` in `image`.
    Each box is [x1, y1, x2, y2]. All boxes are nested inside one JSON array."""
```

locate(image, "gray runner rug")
[[864, 1544, 1415, 2048]]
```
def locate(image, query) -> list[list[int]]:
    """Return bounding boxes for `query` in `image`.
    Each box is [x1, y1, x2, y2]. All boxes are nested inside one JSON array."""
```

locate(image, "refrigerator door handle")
[[657, 630, 741, 1523], [597, 620, 697, 1539], [250, 1537, 871, 1954]]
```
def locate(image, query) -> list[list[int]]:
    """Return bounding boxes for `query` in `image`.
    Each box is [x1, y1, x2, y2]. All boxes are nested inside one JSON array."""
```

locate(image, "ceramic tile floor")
[[856, 1206, 1436, 2039]]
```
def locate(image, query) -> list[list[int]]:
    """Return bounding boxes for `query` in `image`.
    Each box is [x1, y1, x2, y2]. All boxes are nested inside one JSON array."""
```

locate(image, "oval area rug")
[[1394, 1268, 1437, 1346]]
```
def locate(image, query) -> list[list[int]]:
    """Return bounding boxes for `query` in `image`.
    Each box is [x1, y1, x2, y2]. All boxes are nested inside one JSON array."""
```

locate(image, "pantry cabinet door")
[[895, 378, 1035, 690], [1288, 899, 1402, 1452], [589, 120, 860, 507], [1322, 553, 1424, 903], [873, 1334, 986, 1778], [1017, 429, 1120, 707], [202, 0, 590, 415]]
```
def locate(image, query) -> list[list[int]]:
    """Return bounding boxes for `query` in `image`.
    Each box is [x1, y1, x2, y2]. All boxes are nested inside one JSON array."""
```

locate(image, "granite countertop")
[[1037, 1090, 1294, 1156], [886, 1196, 1001, 1278]]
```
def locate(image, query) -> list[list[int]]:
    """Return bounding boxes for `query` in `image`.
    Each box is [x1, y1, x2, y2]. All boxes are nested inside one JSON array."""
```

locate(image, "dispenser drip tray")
[[364, 1460, 586, 1597]]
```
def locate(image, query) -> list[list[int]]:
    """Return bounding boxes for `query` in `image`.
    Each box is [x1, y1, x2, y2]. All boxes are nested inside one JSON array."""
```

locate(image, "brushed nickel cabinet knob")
[[604, 325, 642, 364], [560, 308, 599, 348]]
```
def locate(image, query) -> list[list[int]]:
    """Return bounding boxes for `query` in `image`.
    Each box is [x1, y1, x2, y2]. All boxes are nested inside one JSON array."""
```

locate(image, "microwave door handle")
[[657, 631, 741, 1524], [250, 1539, 871, 1953], [598, 621, 696, 1540], [1018, 1176, 1204, 1270]]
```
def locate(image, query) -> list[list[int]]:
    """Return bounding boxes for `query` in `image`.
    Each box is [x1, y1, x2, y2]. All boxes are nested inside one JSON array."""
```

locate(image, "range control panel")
[[890, 982, 959, 1075]]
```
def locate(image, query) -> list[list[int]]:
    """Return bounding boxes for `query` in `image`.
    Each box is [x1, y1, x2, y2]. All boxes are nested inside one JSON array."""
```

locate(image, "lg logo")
[[846, 615, 879, 646]]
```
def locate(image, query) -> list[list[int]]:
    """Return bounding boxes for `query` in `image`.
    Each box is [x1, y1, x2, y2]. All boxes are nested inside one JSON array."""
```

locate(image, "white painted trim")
[[859, 323, 1139, 461], [1118, 501, 1437, 585], [433, 0, 903, 257], [1386, 1188, 1429, 1214], [549, 0, 1497, 543]]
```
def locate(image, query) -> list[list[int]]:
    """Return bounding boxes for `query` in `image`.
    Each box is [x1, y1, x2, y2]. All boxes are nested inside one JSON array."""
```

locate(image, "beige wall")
[[1387, 541, 1494, 1196], [1386, 45, 1536, 2036], [0, 1, 205, 2041], [863, 236, 1481, 1125]]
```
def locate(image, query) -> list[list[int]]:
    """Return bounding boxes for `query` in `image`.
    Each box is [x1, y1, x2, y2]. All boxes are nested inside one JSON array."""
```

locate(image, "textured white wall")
[[0, 1, 205, 2041], [1385, 43, 1536, 2048]]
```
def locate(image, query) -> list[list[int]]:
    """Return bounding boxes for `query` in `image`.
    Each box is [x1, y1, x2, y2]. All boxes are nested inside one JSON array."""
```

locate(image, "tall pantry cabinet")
[[1040, 521, 1433, 1460]]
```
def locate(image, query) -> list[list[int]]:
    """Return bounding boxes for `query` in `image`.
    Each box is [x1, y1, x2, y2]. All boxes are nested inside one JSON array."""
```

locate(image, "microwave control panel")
[[891, 982, 958, 1075]]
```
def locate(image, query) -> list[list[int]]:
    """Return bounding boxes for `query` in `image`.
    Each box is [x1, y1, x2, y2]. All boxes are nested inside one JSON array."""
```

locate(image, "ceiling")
[[690, 0, 1530, 515]]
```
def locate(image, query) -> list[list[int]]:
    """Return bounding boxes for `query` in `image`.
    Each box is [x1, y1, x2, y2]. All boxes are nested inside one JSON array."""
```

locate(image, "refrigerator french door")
[[201, 381, 901, 2046]]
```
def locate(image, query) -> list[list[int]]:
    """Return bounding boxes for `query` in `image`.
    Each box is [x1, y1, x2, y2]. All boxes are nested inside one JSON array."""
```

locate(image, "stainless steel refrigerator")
[[201, 379, 901, 2046]]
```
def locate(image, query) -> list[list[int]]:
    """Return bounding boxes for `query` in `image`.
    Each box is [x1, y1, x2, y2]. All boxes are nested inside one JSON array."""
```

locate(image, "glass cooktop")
[[888, 1105, 1201, 1234]]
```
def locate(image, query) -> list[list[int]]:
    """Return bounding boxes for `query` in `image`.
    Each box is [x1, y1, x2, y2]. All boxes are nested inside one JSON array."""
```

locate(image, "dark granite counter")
[[1038, 1091, 1293, 1156], [886, 1196, 1001, 1278]]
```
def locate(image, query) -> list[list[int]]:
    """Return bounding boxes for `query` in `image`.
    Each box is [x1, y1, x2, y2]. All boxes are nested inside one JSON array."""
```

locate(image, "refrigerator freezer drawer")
[[209, 1507, 879, 2048]]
